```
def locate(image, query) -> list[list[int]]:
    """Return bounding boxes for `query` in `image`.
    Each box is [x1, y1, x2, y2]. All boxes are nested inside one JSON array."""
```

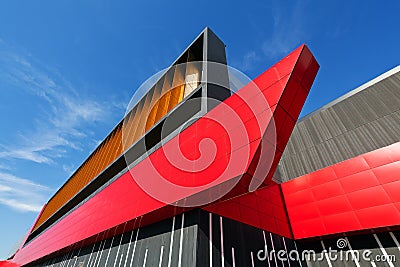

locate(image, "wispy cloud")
[[0, 172, 52, 212], [233, 0, 308, 72], [0, 40, 127, 213], [0, 164, 12, 171], [62, 163, 75, 176], [0, 41, 124, 165], [262, 1, 308, 59], [240, 51, 260, 72]]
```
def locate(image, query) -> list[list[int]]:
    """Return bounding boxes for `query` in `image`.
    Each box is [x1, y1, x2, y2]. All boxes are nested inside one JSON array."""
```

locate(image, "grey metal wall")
[[27, 213, 198, 267], [275, 67, 400, 182], [26, 210, 300, 267], [25, 208, 400, 266]]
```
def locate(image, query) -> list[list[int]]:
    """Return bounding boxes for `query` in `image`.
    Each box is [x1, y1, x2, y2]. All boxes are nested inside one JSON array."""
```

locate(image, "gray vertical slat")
[[275, 70, 400, 182]]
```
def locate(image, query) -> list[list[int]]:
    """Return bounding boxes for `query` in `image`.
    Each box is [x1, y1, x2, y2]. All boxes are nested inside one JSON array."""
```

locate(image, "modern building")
[[1, 28, 400, 267]]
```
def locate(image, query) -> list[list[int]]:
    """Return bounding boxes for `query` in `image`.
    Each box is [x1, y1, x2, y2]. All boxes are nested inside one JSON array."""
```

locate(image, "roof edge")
[[300, 65, 400, 121]]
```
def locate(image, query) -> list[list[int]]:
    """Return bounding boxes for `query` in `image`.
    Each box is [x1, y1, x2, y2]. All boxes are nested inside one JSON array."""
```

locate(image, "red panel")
[[282, 141, 400, 239], [261, 75, 290, 107], [322, 211, 361, 234], [387, 141, 400, 162], [279, 75, 302, 114], [355, 204, 400, 229], [301, 57, 320, 90], [339, 170, 380, 193], [332, 156, 369, 178], [203, 183, 293, 238], [372, 162, 400, 184], [317, 195, 353, 216], [285, 188, 315, 207], [347, 186, 391, 210], [203, 42, 319, 234], [363, 148, 393, 168], [289, 202, 319, 222], [308, 167, 337, 187], [311, 180, 345, 201], [0, 261, 20, 267], [291, 217, 326, 238], [288, 84, 310, 120], [383, 180, 400, 202]]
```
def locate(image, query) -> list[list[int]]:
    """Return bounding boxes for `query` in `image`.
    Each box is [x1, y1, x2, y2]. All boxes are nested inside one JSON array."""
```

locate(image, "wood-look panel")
[[32, 126, 124, 231]]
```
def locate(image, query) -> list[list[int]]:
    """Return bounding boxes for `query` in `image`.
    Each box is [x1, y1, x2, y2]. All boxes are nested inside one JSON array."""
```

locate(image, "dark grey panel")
[[195, 210, 301, 267], [28, 209, 400, 266], [27, 210, 301, 267], [203, 27, 231, 111], [275, 68, 400, 182]]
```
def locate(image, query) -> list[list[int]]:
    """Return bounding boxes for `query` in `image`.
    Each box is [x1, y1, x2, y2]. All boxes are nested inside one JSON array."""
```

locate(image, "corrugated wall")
[[275, 68, 400, 182]]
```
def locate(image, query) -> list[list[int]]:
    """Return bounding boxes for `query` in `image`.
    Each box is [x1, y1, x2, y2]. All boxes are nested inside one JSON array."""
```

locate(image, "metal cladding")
[[282, 141, 400, 239], [5, 28, 400, 267], [275, 66, 400, 182]]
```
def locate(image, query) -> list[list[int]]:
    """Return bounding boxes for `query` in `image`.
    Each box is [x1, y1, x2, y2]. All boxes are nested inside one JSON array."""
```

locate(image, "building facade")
[[1, 28, 400, 267]]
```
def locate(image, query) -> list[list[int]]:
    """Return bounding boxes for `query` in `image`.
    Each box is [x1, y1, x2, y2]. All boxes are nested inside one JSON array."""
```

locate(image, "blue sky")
[[0, 0, 399, 259]]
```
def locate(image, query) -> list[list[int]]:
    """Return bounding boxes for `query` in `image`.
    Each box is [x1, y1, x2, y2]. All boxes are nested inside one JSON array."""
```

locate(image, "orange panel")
[[123, 108, 139, 149], [32, 127, 126, 231], [104, 131, 117, 167], [145, 81, 163, 131], [89, 143, 105, 180], [133, 93, 152, 141]]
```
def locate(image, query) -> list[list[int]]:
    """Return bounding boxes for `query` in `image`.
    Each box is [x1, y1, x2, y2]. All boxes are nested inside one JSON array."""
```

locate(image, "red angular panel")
[[291, 217, 326, 239], [332, 156, 369, 178], [289, 202, 319, 222], [282, 141, 400, 239], [322, 211, 361, 234], [317, 195, 353, 216], [355, 204, 400, 229], [339, 170, 380, 193], [0, 261, 20, 267], [383, 180, 400, 202], [363, 149, 393, 168], [372, 161, 400, 184], [346, 186, 391, 210], [311, 180, 345, 200], [203, 183, 293, 238], [308, 167, 337, 187], [285, 188, 315, 207]]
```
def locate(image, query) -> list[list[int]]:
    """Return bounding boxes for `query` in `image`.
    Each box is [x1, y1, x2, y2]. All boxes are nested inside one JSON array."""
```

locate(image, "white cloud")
[[62, 163, 75, 176], [0, 40, 126, 213], [0, 41, 124, 165], [262, 1, 308, 59], [241, 51, 260, 71], [0, 163, 12, 171], [0, 172, 52, 212]]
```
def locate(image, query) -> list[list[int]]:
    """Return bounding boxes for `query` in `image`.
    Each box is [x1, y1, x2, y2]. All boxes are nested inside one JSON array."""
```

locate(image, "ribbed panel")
[[33, 125, 124, 231], [275, 70, 400, 182]]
